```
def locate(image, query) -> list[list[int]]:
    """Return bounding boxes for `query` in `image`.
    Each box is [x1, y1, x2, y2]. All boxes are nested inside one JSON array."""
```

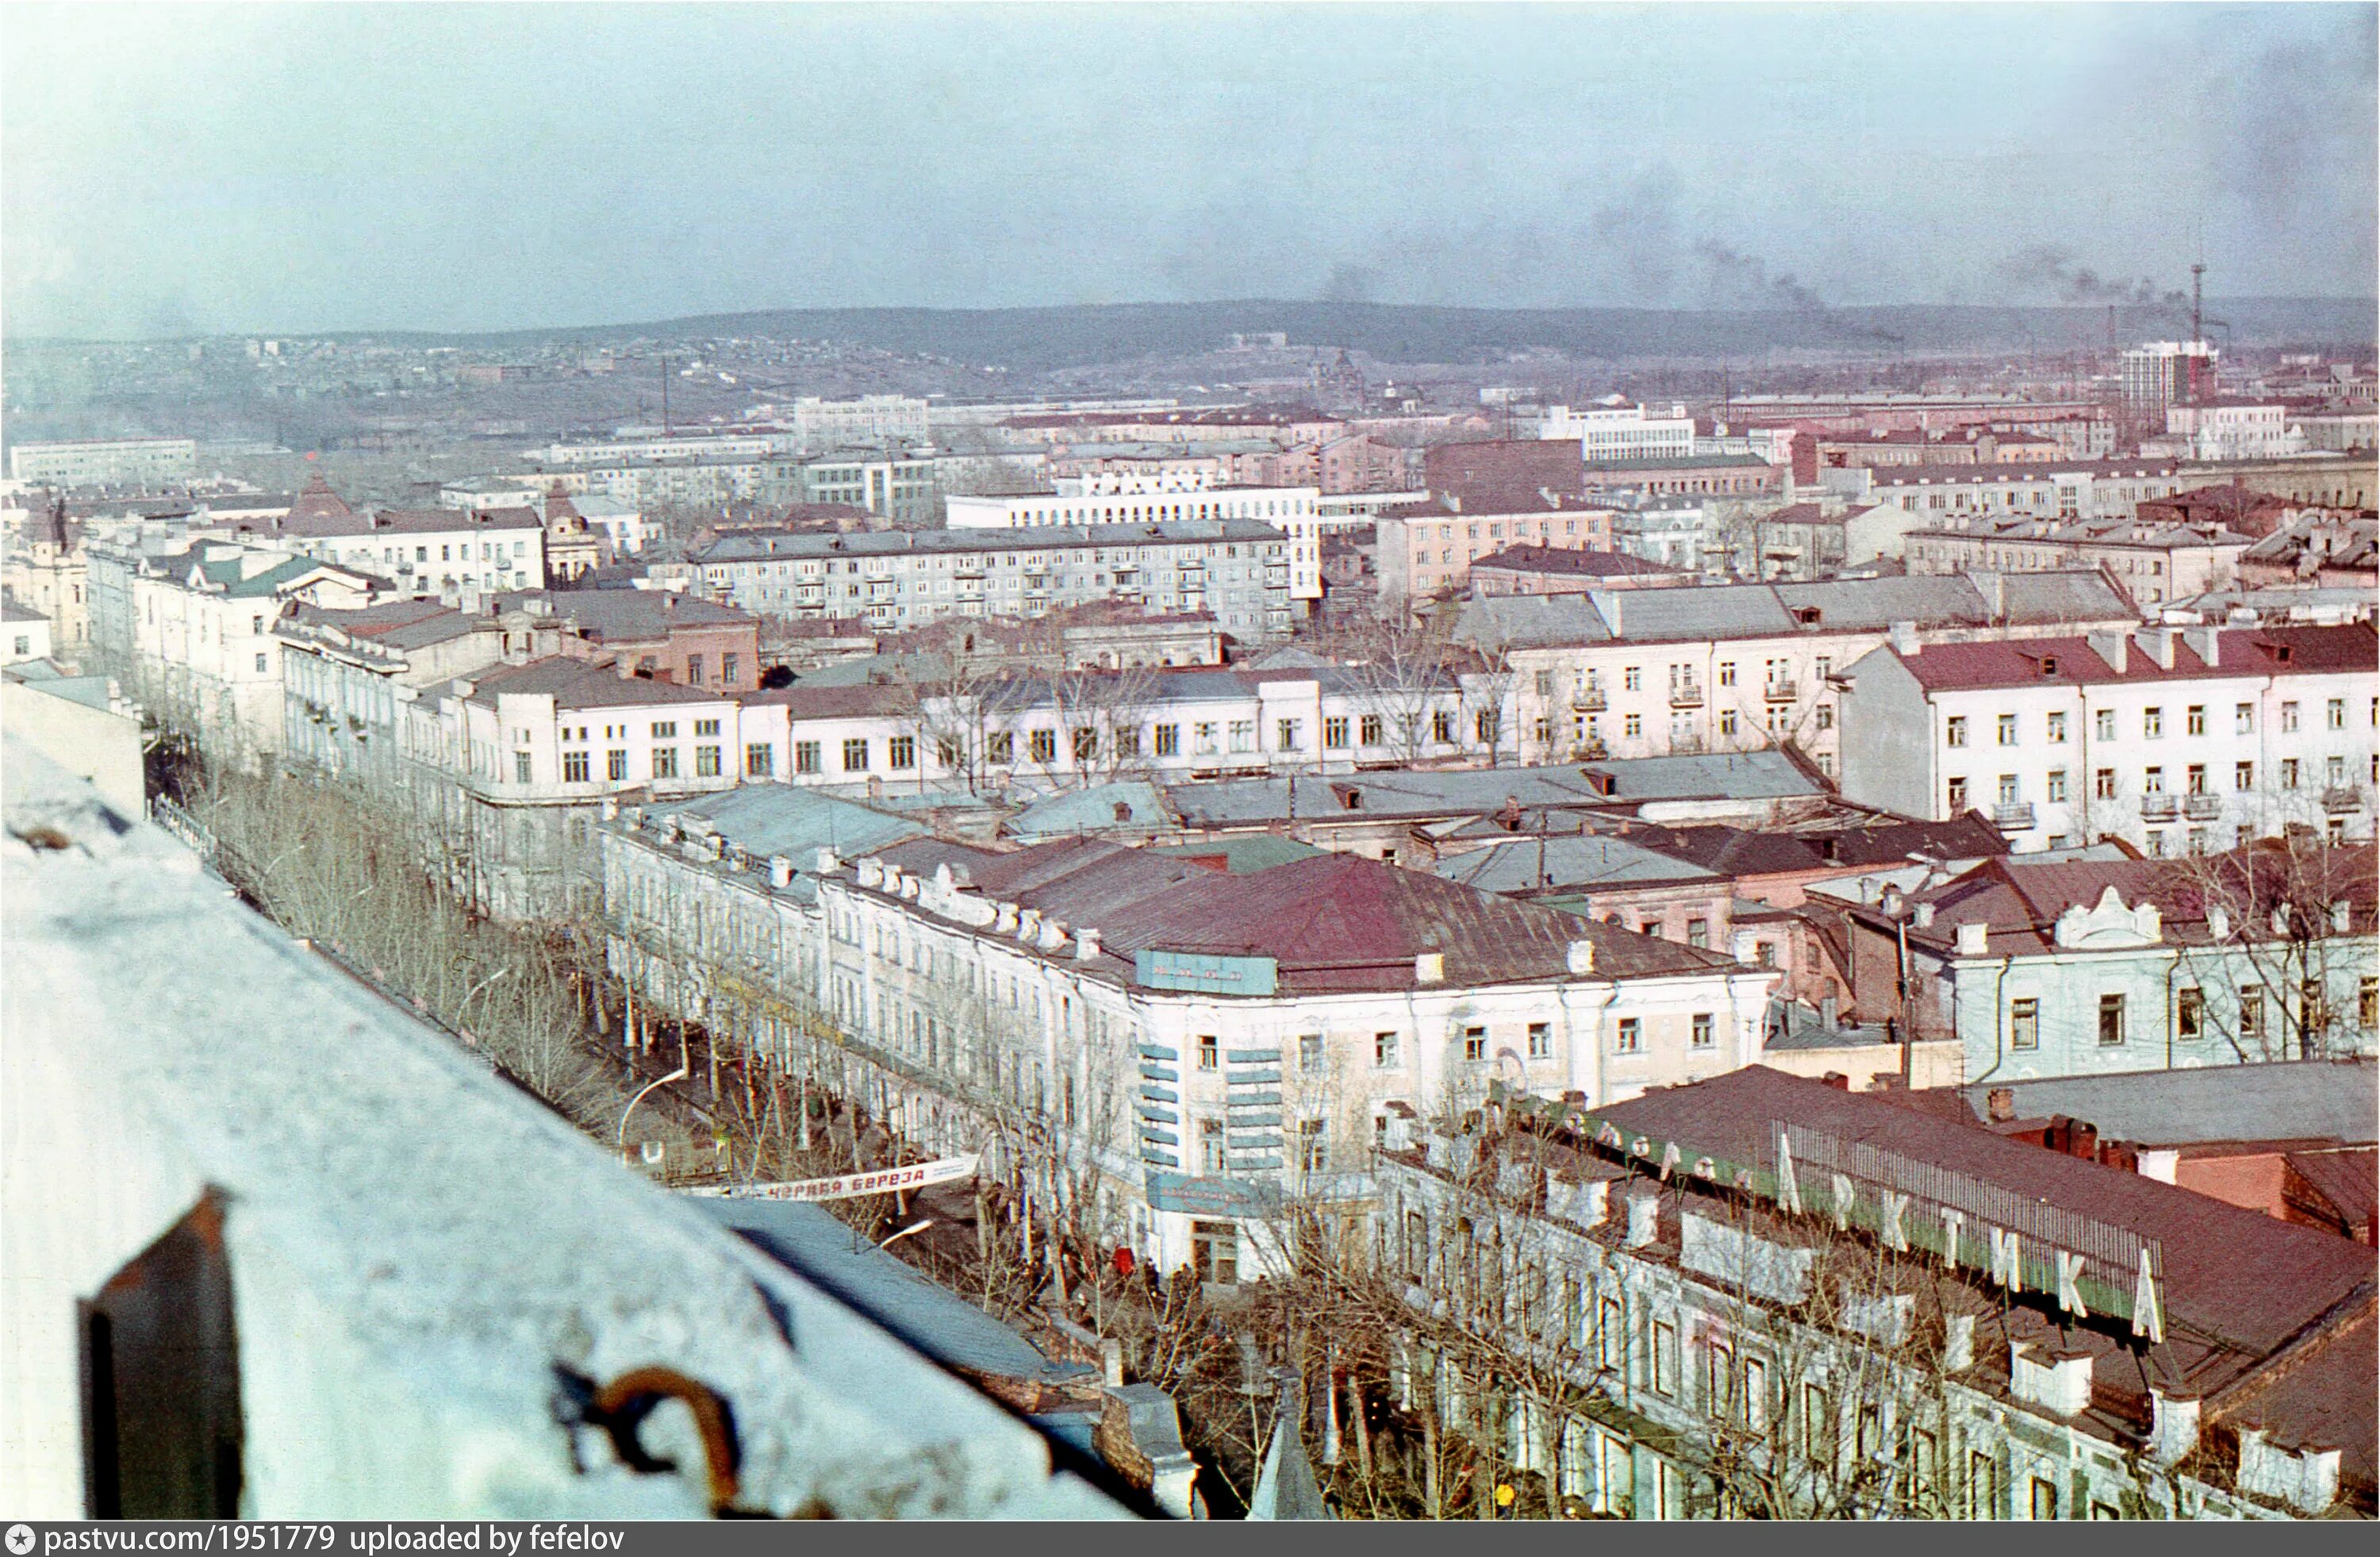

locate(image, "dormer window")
[[2040, 655, 2058, 676]]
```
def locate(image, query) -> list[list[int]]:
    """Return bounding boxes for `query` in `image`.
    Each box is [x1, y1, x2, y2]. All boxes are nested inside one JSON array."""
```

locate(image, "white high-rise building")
[[2121, 341, 2219, 410]]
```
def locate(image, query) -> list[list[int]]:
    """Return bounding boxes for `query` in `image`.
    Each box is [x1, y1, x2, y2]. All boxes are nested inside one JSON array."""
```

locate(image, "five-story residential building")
[[1836, 623, 2379, 853], [691, 520, 1299, 639]]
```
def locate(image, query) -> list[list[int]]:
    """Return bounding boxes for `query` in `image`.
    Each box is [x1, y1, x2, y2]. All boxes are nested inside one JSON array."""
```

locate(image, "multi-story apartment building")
[[601, 814, 1775, 1278], [734, 661, 1476, 793], [691, 520, 1299, 638], [243, 479, 548, 603], [1532, 402, 1696, 461], [1376, 498, 1618, 612], [1370, 1066, 2375, 1519], [1612, 494, 1715, 570], [403, 655, 745, 917], [946, 471, 1322, 602], [1580, 454, 1781, 498], [1902, 517, 2250, 607], [1830, 459, 2189, 528], [84, 537, 384, 758], [789, 394, 931, 452], [1835, 623, 2380, 853], [2121, 340, 2219, 409], [1832, 848, 2376, 1082], [8, 436, 198, 488], [2165, 401, 2303, 461], [1477, 571, 2143, 779], [527, 429, 795, 466], [521, 448, 935, 523]]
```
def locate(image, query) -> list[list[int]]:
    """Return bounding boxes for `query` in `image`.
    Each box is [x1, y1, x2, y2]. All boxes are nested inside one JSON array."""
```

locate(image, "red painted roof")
[[1893, 623, 2378, 691], [865, 836, 1733, 994]]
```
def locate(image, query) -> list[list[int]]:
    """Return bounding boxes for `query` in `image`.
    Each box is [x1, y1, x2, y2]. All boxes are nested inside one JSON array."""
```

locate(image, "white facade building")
[[1472, 572, 2144, 778], [1534, 402, 1696, 463], [789, 395, 930, 452], [946, 472, 1323, 602], [738, 663, 1477, 792], [84, 539, 384, 758], [1836, 622, 2379, 855], [8, 436, 198, 488], [3, 601, 56, 665], [601, 818, 1776, 1281], [2164, 402, 2305, 461]]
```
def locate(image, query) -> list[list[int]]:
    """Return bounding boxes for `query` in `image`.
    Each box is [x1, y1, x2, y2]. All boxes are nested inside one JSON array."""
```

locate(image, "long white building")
[[8, 436, 198, 489], [1532, 402, 1695, 463], [946, 471, 1323, 602], [601, 809, 1777, 1280]]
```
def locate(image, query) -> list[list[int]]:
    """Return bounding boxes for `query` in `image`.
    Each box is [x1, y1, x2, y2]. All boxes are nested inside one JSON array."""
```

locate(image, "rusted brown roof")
[[1594, 1066, 2379, 1357]]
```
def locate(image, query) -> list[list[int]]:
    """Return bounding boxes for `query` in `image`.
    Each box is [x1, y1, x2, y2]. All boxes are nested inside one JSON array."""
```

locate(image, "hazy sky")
[[4, 2, 2373, 337]]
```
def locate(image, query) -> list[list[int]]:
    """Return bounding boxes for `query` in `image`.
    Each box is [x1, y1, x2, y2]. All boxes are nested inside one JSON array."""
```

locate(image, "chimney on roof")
[[1623, 1193, 1660, 1249], [2185, 625, 2220, 667], [1954, 922, 1989, 956], [1986, 1086, 2016, 1123], [1888, 621, 1920, 656], [2136, 626, 2179, 670], [1913, 902, 1936, 928], [769, 855, 794, 890], [1074, 927, 1102, 962], [1587, 588, 1622, 636], [1415, 951, 1446, 985], [1566, 940, 1595, 975]]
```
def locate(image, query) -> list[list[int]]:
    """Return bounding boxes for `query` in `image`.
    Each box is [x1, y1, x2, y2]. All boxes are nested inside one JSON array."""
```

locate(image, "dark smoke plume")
[[1994, 244, 2186, 308], [1319, 263, 1379, 304], [1693, 239, 1824, 311]]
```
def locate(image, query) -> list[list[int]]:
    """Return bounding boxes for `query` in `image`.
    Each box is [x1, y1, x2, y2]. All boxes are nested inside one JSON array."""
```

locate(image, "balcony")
[[1763, 680, 1799, 703], [1992, 802, 2037, 831], [2323, 786, 2365, 814], [1668, 683, 1705, 709], [1571, 686, 1608, 712], [2140, 793, 2180, 822], [2182, 792, 2224, 820]]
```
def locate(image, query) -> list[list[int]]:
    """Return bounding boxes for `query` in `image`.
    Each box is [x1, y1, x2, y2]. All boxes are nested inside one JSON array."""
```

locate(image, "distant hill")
[[14, 298, 2374, 366], [439, 297, 2379, 367]]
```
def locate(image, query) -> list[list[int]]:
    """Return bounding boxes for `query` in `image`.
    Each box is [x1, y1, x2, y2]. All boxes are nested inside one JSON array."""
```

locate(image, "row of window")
[[785, 711, 1482, 775], [1949, 753, 2375, 809], [2007, 979, 2378, 1048], [1947, 697, 2370, 748]]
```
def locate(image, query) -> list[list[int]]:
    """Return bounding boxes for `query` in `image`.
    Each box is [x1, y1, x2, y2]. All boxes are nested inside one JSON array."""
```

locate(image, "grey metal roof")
[[1952, 1061, 2378, 1148], [640, 784, 924, 902], [1432, 833, 1718, 894], [1006, 781, 1175, 840], [1460, 571, 2138, 651]]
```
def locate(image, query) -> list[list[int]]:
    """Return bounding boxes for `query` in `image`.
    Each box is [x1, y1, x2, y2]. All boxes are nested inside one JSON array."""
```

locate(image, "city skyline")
[[3, 2, 2374, 339]]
